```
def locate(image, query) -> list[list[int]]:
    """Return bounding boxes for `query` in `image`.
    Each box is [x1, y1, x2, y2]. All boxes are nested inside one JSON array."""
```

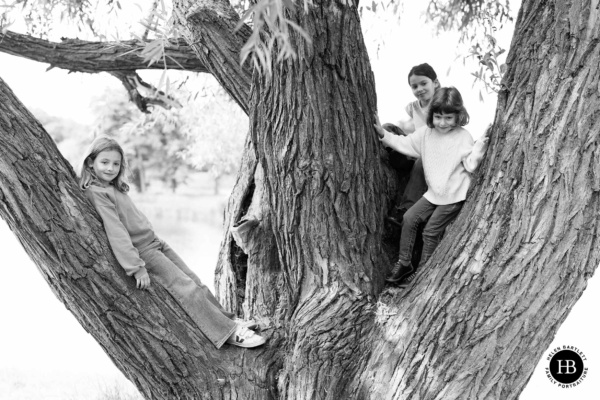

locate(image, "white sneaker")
[[234, 318, 258, 330], [226, 326, 266, 348]]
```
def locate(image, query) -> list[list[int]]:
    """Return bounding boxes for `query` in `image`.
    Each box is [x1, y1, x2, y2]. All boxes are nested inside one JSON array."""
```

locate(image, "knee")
[[403, 209, 421, 227], [422, 224, 445, 240]]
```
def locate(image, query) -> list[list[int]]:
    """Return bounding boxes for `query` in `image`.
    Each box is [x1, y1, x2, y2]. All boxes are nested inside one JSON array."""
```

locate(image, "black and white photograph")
[[0, 0, 598, 399]]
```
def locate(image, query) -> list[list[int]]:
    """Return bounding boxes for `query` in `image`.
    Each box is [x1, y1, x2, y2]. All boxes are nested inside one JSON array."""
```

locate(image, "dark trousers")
[[398, 197, 464, 266], [399, 158, 428, 210]]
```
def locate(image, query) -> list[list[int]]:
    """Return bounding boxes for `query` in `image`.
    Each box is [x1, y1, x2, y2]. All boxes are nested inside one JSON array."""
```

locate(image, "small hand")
[[135, 270, 151, 290], [373, 114, 385, 139], [475, 135, 490, 154]]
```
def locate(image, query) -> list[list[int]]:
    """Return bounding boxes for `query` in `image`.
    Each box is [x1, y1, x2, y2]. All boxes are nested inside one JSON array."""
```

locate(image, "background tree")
[[180, 86, 248, 194], [1, 1, 599, 400]]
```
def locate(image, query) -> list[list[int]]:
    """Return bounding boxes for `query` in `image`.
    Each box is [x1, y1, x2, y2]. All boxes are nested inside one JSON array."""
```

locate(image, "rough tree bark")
[[350, 0, 600, 398], [0, 31, 207, 73], [0, 0, 599, 399]]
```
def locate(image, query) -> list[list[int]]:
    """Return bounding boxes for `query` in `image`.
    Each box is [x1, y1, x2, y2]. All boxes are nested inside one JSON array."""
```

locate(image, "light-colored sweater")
[[381, 126, 486, 205], [85, 184, 155, 277], [404, 100, 428, 131]]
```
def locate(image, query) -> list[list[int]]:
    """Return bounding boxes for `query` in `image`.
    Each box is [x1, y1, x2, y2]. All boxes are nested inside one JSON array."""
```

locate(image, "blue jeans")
[[398, 197, 464, 266], [139, 238, 237, 348]]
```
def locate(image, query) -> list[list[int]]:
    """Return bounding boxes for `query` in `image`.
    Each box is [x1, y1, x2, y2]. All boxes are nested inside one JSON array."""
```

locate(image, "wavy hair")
[[426, 87, 470, 128], [78, 136, 130, 193]]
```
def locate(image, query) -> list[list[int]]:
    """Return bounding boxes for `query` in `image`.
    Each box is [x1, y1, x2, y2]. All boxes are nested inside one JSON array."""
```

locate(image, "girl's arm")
[[374, 114, 422, 158], [463, 127, 491, 172], [86, 189, 149, 287]]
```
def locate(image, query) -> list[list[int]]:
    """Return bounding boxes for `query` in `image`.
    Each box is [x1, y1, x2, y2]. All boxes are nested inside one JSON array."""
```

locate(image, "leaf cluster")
[[427, 0, 512, 41], [237, 0, 312, 75], [0, 0, 111, 36], [462, 10, 507, 97]]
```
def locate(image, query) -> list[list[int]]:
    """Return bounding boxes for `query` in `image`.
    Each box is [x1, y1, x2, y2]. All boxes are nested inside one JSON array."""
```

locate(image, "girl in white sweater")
[[374, 87, 489, 285]]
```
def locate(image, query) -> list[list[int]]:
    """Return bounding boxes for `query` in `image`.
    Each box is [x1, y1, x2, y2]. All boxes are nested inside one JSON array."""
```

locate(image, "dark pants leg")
[[140, 239, 237, 349], [399, 158, 428, 210], [420, 201, 464, 265], [398, 197, 437, 265]]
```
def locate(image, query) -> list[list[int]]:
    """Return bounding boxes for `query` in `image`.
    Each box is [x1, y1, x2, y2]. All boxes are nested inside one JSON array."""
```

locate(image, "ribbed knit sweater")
[[85, 184, 154, 277], [381, 126, 486, 205]]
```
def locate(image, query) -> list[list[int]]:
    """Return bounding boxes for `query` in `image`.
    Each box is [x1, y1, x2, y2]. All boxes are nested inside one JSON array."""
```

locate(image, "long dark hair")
[[426, 87, 470, 128], [407, 63, 438, 84], [78, 136, 130, 192]]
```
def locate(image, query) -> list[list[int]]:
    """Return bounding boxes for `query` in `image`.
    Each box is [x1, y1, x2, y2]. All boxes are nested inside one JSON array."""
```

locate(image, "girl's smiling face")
[[409, 74, 439, 106], [90, 150, 122, 185], [432, 112, 457, 134]]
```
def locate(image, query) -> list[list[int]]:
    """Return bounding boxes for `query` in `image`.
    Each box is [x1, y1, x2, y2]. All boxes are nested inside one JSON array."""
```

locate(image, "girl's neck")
[[419, 99, 431, 109]]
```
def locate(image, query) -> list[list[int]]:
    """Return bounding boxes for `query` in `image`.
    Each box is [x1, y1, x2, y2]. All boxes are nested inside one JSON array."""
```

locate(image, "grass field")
[[0, 173, 234, 400]]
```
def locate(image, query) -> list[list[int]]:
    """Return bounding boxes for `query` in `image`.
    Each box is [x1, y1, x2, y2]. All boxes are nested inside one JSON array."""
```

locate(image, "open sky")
[[0, 1, 598, 399]]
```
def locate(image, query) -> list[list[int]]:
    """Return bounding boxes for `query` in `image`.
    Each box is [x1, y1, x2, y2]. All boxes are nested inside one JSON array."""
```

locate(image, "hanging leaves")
[[236, 0, 313, 76]]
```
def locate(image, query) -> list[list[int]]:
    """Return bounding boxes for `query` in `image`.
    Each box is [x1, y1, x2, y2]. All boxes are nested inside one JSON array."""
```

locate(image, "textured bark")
[[248, 1, 392, 397], [0, 30, 207, 73], [172, 0, 253, 113], [350, 0, 600, 398]]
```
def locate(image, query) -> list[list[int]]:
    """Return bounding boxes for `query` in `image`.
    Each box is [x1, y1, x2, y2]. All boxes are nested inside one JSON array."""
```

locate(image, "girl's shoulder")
[[84, 183, 118, 203], [405, 100, 420, 115], [456, 126, 474, 140]]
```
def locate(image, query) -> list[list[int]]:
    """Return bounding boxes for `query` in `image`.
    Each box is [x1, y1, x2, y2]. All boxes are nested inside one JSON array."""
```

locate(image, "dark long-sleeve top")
[[85, 184, 155, 277]]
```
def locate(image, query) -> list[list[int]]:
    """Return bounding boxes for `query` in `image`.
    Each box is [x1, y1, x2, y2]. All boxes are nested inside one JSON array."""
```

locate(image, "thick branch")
[[172, 0, 252, 114], [0, 30, 208, 74]]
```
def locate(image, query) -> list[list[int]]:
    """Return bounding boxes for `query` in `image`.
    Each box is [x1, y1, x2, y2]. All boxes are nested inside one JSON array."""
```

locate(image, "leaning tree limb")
[[0, 30, 208, 73]]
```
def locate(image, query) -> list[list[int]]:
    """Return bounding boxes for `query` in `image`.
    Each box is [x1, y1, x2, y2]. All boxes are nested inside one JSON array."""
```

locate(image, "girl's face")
[[432, 112, 457, 134], [90, 149, 122, 185], [409, 74, 439, 106]]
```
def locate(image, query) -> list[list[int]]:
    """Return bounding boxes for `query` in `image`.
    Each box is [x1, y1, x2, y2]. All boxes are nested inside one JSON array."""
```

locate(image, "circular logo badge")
[[545, 346, 588, 388]]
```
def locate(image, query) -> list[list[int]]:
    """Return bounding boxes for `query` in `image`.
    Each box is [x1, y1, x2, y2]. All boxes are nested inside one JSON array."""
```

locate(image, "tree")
[[179, 86, 248, 194], [1, 0, 599, 399]]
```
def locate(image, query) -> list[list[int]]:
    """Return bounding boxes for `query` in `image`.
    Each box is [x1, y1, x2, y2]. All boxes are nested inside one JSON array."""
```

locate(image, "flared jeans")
[[139, 238, 237, 348]]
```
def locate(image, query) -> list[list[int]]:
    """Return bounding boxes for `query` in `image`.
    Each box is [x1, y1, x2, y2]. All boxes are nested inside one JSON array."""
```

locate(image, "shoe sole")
[[228, 337, 267, 348]]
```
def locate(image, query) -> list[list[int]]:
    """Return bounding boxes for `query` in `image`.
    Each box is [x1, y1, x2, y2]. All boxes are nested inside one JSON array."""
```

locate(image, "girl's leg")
[[157, 239, 235, 319], [140, 240, 236, 349], [397, 197, 436, 265], [399, 158, 428, 210], [420, 201, 464, 265]]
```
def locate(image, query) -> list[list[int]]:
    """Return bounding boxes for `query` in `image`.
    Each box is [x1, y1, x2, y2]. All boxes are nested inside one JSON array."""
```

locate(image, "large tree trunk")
[[1, 0, 599, 399]]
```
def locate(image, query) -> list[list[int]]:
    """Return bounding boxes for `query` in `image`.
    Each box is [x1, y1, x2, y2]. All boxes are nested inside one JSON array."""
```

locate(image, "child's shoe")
[[397, 270, 417, 287], [227, 326, 266, 348], [234, 318, 258, 330], [385, 261, 414, 284]]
